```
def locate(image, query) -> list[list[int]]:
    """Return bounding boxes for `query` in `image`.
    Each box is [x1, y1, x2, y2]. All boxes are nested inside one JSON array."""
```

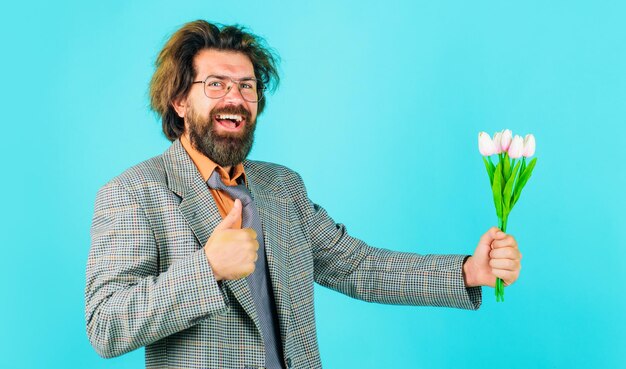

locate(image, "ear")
[[171, 96, 187, 118]]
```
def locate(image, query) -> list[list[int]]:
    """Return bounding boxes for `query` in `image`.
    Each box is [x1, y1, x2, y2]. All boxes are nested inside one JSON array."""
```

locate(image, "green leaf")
[[488, 156, 496, 176], [512, 158, 526, 205], [503, 153, 511, 181], [503, 161, 521, 213], [500, 161, 506, 193], [520, 157, 527, 176], [492, 161, 503, 219], [482, 157, 494, 185], [502, 201, 509, 219], [524, 157, 537, 178], [512, 158, 537, 206]]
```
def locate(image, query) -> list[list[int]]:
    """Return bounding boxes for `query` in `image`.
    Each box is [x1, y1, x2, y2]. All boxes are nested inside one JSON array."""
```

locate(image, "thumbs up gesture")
[[204, 199, 259, 281]]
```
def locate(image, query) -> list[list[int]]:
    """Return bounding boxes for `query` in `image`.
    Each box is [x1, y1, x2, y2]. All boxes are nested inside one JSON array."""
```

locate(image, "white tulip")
[[508, 135, 524, 159], [501, 129, 513, 152], [478, 132, 497, 156], [523, 134, 536, 157], [493, 132, 503, 154]]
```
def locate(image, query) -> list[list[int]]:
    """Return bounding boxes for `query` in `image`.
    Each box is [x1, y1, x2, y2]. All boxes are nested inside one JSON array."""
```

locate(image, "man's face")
[[177, 49, 259, 167]]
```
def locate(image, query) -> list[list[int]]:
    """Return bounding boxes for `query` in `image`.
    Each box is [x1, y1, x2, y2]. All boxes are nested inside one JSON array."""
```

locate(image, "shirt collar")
[[180, 134, 247, 186]]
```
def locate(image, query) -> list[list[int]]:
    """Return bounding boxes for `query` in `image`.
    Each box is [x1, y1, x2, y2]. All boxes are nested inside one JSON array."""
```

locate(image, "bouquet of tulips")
[[478, 129, 537, 302]]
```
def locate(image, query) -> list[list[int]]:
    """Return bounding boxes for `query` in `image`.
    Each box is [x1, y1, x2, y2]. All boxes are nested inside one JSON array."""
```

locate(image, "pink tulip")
[[508, 135, 524, 159], [478, 132, 497, 156], [493, 132, 503, 154], [500, 129, 513, 151], [523, 134, 536, 157]]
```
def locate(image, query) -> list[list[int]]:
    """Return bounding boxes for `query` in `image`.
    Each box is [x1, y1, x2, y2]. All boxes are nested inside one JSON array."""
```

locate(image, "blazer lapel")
[[163, 140, 261, 333], [245, 162, 293, 346]]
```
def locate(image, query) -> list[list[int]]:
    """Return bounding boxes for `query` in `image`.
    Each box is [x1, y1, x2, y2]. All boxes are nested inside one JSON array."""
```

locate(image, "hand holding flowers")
[[477, 129, 537, 302]]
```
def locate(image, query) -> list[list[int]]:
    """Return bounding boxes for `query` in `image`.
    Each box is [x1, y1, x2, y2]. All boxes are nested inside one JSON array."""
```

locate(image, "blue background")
[[1, 1, 625, 368]]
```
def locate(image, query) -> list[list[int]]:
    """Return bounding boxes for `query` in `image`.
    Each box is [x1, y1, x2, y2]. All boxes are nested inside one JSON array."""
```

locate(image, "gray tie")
[[207, 170, 284, 369]]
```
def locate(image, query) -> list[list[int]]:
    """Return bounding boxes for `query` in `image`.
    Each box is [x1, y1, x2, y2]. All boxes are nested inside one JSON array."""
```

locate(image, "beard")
[[186, 103, 256, 168]]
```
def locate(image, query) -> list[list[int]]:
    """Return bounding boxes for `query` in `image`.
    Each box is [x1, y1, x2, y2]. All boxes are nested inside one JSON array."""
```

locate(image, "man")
[[85, 20, 522, 369]]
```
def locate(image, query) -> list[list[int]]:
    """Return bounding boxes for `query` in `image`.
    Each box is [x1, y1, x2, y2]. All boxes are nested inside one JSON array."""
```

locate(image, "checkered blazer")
[[85, 139, 481, 369]]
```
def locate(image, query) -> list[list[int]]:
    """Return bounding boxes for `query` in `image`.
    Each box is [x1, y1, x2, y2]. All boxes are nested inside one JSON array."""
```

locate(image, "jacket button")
[[286, 358, 292, 368]]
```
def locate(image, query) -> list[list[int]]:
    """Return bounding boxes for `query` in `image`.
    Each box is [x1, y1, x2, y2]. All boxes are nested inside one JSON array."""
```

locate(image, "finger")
[[234, 237, 259, 251], [490, 247, 521, 260], [491, 268, 518, 285], [492, 235, 517, 249], [242, 227, 257, 240], [489, 258, 519, 271], [214, 199, 243, 231], [226, 228, 257, 241], [235, 265, 254, 280], [494, 230, 507, 240]]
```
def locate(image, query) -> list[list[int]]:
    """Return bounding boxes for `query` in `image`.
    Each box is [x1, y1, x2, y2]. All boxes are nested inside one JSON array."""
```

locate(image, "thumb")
[[215, 199, 242, 231], [477, 226, 500, 250]]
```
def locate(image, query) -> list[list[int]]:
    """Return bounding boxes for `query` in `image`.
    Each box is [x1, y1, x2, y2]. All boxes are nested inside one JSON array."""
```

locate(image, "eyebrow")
[[208, 74, 257, 81]]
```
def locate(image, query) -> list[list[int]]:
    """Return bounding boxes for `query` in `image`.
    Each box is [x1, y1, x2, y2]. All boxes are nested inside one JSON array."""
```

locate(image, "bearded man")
[[85, 20, 522, 369]]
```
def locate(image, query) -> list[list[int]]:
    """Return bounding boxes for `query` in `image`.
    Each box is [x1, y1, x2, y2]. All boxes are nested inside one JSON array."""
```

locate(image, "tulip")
[[478, 129, 538, 303], [478, 132, 497, 156], [508, 135, 524, 159], [500, 129, 513, 152], [523, 134, 536, 157], [493, 132, 503, 154]]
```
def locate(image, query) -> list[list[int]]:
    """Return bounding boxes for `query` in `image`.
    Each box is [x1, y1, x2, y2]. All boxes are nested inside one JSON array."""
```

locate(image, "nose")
[[222, 83, 245, 105]]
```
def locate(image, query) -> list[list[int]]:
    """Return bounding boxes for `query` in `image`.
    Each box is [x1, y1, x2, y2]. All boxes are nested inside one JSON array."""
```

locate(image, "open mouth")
[[214, 113, 245, 131]]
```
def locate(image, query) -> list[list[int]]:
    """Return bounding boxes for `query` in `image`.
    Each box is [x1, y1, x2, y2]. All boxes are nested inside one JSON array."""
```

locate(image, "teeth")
[[217, 114, 243, 122]]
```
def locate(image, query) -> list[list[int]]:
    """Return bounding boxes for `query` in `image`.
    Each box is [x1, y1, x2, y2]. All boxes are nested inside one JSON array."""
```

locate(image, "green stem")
[[495, 216, 508, 302]]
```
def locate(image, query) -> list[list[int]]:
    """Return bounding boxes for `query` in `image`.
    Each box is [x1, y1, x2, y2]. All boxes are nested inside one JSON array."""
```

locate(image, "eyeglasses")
[[192, 75, 264, 103]]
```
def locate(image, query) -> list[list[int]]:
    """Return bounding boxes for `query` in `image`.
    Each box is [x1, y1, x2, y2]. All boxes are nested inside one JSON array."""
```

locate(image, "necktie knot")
[[207, 170, 252, 206]]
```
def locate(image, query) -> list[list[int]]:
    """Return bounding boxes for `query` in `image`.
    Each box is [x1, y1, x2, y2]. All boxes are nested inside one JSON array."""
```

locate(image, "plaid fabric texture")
[[85, 140, 482, 369]]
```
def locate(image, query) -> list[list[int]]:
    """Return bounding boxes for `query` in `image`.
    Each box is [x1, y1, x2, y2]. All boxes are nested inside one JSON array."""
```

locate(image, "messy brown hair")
[[149, 20, 280, 141]]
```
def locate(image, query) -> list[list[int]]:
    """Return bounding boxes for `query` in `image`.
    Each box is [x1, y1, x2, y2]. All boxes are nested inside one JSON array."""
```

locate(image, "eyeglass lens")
[[203, 76, 262, 102]]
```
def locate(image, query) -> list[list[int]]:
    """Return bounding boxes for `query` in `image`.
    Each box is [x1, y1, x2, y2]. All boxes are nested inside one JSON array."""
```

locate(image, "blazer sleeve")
[[85, 180, 229, 358], [286, 170, 481, 310]]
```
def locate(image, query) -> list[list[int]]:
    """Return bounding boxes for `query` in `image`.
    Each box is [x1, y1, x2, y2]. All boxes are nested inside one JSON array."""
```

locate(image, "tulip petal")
[[501, 129, 513, 151], [508, 135, 524, 159], [478, 132, 497, 156], [493, 132, 503, 154], [523, 134, 536, 157]]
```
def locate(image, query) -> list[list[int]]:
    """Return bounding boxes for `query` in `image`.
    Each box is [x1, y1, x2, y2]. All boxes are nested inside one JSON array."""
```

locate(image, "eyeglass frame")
[[192, 75, 265, 103]]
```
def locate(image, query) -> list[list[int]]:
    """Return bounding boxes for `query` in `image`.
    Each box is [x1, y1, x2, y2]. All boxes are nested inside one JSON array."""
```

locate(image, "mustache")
[[210, 105, 251, 121]]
